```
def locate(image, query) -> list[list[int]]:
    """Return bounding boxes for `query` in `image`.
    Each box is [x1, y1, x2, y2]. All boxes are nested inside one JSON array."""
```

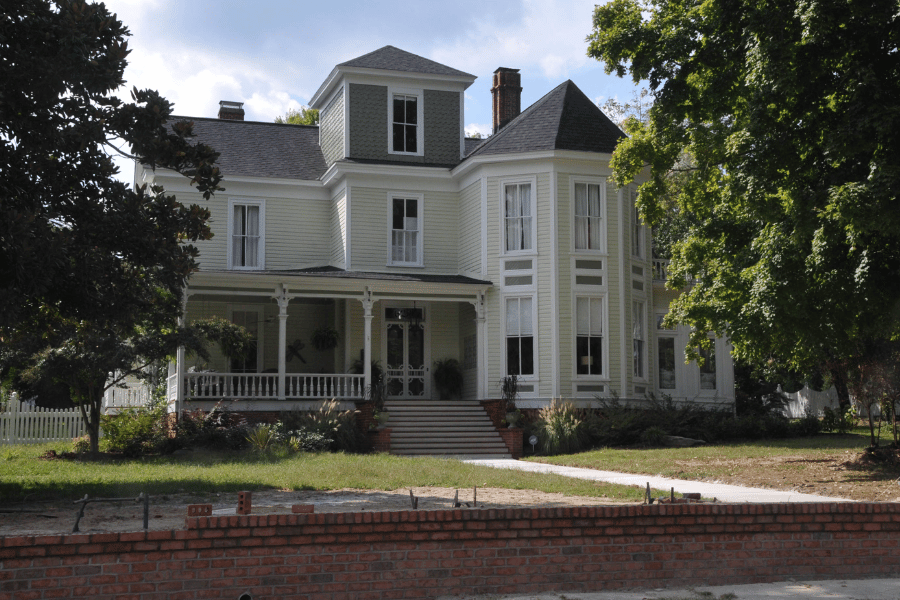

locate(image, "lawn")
[[0, 442, 650, 505], [524, 425, 900, 502]]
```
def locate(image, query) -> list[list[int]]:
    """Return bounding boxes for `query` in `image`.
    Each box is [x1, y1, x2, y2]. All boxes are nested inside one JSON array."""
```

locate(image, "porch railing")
[[651, 258, 669, 281], [183, 373, 365, 400]]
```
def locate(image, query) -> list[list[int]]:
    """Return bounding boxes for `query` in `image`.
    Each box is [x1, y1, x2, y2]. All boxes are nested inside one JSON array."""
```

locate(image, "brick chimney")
[[218, 100, 245, 121], [491, 67, 521, 134]]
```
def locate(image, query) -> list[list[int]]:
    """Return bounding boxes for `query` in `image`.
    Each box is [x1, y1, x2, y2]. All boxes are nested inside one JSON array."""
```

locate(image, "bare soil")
[[2, 445, 898, 537], [0, 486, 629, 537], [666, 444, 900, 503]]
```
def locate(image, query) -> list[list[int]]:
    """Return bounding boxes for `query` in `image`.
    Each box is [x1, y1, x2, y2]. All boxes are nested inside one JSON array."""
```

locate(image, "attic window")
[[388, 88, 424, 156]]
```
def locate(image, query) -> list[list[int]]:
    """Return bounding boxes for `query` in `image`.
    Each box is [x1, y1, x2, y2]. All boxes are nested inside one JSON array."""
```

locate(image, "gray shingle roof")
[[338, 45, 474, 79], [173, 117, 327, 181], [203, 266, 492, 286], [465, 80, 625, 159]]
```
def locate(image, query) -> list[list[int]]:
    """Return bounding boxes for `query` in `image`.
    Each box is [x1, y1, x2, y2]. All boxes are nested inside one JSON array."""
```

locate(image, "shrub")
[[245, 424, 278, 452], [822, 405, 855, 434], [173, 401, 250, 451], [639, 425, 668, 447], [285, 430, 332, 452], [281, 400, 365, 453], [100, 401, 168, 457], [72, 435, 91, 454], [532, 399, 591, 455]]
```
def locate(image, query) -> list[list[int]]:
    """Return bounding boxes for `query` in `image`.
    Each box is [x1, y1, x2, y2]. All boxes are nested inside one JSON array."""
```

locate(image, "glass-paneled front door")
[[384, 307, 428, 399]]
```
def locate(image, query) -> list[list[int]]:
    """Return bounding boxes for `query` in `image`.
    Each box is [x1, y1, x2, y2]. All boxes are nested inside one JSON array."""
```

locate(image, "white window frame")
[[573, 295, 608, 380], [503, 295, 537, 382], [500, 176, 537, 256], [571, 177, 607, 254], [631, 192, 645, 260], [387, 86, 424, 157], [227, 198, 265, 270], [698, 338, 719, 394], [386, 193, 424, 267], [632, 299, 647, 382]]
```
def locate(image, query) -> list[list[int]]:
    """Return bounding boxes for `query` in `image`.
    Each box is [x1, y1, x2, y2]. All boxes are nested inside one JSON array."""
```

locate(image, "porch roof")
[[188, 267, 492, 302]]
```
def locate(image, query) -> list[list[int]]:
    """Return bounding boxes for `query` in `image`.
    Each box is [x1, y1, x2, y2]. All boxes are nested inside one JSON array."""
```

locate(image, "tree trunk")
[[829, 366, 851, 409]]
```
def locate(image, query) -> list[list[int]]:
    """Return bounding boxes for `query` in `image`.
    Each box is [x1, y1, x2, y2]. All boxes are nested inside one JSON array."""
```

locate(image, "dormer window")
[[388, 87, 424, 156]]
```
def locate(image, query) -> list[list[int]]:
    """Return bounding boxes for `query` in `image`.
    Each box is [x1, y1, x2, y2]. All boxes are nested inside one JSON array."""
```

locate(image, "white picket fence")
[[0, 401, 89, 445], [1, 386, 154, 445]]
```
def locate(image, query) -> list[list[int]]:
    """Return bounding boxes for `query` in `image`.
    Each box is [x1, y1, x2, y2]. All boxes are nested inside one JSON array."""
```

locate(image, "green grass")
[[0, 443, 655, 504], [524, 426, 884, 481]]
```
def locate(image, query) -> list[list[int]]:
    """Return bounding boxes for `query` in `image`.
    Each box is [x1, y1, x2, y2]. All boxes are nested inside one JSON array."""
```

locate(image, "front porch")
[[169, 268, 491, 411]]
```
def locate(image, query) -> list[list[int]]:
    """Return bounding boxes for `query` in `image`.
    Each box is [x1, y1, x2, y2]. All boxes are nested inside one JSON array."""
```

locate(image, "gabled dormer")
[[309, 46, 476, 168]]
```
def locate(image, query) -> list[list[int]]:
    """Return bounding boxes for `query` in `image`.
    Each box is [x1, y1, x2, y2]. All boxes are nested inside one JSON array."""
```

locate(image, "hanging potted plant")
[[433, 358, 464, 400], [312, 326, 339, 351]]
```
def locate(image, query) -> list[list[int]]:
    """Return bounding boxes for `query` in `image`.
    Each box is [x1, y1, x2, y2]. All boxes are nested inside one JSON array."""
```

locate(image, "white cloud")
[[431, 0, 598, 81], [465, 122, 492, 137]]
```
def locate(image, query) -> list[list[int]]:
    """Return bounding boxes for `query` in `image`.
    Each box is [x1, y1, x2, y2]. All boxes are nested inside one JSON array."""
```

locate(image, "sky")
[[104, 0, 642, 175]]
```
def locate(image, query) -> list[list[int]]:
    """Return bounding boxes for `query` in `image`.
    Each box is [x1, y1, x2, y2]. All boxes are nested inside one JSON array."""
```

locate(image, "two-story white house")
[[143, 46, 734, 454]]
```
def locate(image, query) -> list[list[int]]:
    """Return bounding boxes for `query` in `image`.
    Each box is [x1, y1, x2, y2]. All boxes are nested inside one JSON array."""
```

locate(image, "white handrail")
[[183, 373, 365, 400]]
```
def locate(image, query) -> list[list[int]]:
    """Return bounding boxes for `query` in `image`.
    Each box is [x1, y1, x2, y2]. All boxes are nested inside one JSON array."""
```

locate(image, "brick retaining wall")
[[1, 503, 899, 599]]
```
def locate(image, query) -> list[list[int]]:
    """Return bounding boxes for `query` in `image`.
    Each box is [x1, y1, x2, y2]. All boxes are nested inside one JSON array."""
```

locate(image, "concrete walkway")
[[438, 577, 900, 600], [463, 458, 851, 503]]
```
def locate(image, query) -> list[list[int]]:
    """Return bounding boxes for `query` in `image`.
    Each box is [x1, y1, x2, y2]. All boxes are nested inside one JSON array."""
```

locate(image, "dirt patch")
[[0, 487, 633, 537], [667, 448, 900, 502]]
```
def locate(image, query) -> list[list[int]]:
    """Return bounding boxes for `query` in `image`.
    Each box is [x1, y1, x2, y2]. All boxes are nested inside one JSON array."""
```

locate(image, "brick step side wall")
[[1, 503, 899, 599]]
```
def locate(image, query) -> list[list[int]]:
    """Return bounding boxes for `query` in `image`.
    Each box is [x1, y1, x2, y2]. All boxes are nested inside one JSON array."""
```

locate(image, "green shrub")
[[285, 430, 332, 452], [533, 399, 591, 455], [100, 402, 168, 457], [71, 435, 91, 454], [639, 425, 668, 447], [282, 399, 365, 453], [791, 411, 823, 437], [822, 405, 855, 433], [245, 424, 278, 452], [172, 402, 250, 451]]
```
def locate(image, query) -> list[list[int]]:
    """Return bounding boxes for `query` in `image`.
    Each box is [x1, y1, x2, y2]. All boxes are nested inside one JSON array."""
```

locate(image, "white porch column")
[[472, 291, 487, 400], [174, 292, 189, 417], [276, 284, 290, 400], [361, 288, 374, 394]]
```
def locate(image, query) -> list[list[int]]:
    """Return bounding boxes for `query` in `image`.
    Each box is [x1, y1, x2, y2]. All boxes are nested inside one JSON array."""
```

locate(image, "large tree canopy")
[[0, 0, 244, 452], [587, 0, 900, 375]]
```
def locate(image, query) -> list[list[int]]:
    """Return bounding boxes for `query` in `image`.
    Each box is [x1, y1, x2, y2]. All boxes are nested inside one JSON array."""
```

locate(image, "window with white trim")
[[699, 340, 717, 390], [575, 297, 604, 376], [505, 297, 534, 376], [656, 314, 676, 390], [228, 200, 264, 269], [504, 182, 533, 252], [632, 201, 644, 259], [574, 182, 604, 251], [389, 196, 422, 266], [389, 90, 423, 156], [632, 300, 646, 379]]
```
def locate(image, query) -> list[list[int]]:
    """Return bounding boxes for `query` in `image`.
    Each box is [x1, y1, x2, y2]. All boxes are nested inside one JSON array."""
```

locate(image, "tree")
[[0, 0, 247, 453], [275, 106, 319, 126], [586, 0, 900, 384]]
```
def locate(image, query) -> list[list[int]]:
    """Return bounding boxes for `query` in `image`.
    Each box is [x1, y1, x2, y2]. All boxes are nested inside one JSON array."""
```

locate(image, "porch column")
[[276, 284, 290, 400], [174, 292, 189, 417], [472, 291, 487, 400], [361, 288, 374, 395]]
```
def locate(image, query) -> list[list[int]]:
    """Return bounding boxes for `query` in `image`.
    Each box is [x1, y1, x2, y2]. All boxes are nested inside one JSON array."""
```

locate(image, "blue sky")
[[105, 0, 640, 160]]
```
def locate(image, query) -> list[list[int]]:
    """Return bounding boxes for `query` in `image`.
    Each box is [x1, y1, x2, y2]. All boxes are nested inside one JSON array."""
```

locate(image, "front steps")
[[384, 399, 511, 457]]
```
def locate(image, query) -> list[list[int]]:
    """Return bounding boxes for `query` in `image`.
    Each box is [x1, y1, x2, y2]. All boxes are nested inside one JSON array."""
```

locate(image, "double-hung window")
[[389, 195, 422, 266], [229, 199, 264, 270], [504, 182, 533, 252], [506, 297, 534, 376], [699, 341, 717, 390], [389, 89, 423, 156], [632, 202, 644, 259], [656, 315, 676, 390], [574, 182, 603, 251], [575, 297, 603, 376], [632, 301, 646, 379]]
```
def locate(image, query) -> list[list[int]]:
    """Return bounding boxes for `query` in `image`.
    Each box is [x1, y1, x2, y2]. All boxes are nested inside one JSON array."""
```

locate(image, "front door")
[[384, 307, 428, 399]]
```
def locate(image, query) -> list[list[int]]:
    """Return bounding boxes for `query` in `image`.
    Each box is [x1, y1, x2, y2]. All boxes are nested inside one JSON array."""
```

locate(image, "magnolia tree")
[[0, 0, 249, 453]]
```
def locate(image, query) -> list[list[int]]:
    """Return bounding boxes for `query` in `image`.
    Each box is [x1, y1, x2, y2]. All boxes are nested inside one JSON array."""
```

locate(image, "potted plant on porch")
[[433, 358, 463, 400], [499, 374, 522, 427]]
